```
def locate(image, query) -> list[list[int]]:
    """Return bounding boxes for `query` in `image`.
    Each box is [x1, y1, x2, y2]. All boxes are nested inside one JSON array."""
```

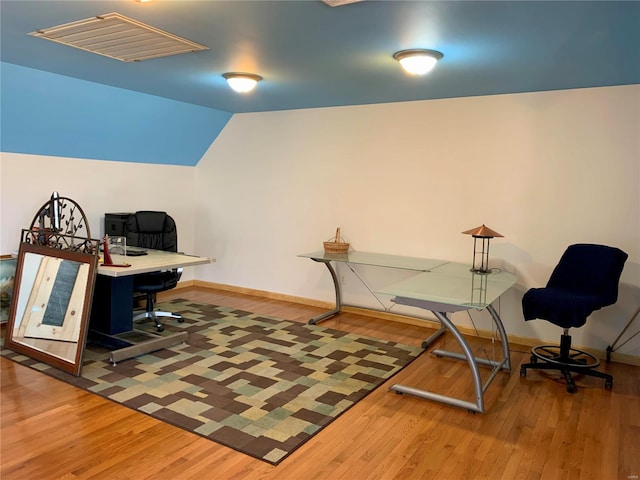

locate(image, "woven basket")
[[323, 227, 350, 254]]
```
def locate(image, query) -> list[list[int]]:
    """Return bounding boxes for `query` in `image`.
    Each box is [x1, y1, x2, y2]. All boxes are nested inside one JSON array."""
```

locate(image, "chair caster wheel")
[[566, 383, 577, 394], [178, 318, 184, 323], [156, 326, 164, 333], [605, 379, 613, 390], [520, 366, 527, 377]]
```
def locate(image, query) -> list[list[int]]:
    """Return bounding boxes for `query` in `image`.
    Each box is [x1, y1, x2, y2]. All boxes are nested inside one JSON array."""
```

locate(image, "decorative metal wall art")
[[27, 192, 96, 254]]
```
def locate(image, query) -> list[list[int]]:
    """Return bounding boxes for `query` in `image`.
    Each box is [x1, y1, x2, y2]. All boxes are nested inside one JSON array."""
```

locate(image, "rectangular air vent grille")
[[29, 12, 208, 62]]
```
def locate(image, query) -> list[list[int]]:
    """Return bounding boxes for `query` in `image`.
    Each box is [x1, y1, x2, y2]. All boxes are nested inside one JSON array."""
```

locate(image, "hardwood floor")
[[2, 286, 639, 479]]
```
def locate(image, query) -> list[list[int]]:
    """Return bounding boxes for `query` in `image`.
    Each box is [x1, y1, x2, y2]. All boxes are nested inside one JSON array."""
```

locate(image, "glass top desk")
[[299, 251, 517, 413], [298, 251, 448, 324]]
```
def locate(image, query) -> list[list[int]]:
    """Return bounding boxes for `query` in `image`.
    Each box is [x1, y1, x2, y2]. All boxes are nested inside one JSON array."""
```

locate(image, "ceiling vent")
[[29, 12, 208, 62], [322, 0, 365, 6]]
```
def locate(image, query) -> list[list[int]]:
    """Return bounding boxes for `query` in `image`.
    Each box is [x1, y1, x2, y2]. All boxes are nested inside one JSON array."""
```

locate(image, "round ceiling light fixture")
[[393, 49, 443, 75], [223, 72, 263, 93]]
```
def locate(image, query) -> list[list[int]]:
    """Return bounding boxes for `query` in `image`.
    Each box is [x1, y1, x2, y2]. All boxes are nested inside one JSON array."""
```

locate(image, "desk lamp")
[[462, 224, 503, 274]]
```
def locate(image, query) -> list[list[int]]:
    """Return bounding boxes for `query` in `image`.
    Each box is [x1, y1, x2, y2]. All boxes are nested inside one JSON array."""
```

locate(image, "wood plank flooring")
[[2, 286, 639, 479]]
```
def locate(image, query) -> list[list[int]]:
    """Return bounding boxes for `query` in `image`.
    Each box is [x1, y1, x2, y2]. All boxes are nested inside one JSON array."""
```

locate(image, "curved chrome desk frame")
[[301, 251, 445, 325], [308, 257, 342, 325], [300, 251, 517, 413]]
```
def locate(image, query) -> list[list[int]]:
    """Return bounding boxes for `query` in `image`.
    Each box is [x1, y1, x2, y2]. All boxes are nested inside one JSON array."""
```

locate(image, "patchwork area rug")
[[2, 299, 423, 464]]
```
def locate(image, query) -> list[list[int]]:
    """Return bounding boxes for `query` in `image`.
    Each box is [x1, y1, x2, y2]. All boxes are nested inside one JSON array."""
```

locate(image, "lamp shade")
[[223, 72, 262, 93], [462, 225, 504, 238], [393, 49, 443, 75]]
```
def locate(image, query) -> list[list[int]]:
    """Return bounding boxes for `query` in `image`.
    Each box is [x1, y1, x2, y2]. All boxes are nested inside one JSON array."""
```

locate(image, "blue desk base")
[[89, 275, 186, 365], [90, 275, 135, 335]]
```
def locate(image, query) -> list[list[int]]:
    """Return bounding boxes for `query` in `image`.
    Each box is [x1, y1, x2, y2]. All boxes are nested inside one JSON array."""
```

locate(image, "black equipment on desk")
[[125, 248, 147, 256], [104, 212, 133, 237], [124, 211, 183, 332], [104, 213, 147, 255]]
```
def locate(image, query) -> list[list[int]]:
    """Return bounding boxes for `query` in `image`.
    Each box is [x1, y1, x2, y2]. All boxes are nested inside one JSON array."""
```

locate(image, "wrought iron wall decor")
[[27, 192, 96, 253]]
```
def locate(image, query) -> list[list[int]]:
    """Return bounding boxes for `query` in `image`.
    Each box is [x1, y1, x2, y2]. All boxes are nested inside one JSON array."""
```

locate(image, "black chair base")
[[520, 335, 613, 393]]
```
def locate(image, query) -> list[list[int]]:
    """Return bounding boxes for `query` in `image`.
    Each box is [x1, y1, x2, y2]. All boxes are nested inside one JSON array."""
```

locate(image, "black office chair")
[[125, 211, 183, 332], [520, 244, 628, 393]]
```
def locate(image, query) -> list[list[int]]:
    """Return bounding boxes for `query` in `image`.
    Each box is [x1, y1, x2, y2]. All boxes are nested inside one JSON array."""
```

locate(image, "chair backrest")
[[547, 244, 628, 306], [124, 211, 178, 252]]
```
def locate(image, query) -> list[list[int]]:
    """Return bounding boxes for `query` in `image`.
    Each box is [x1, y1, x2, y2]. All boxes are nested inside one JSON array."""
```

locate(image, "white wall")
[[194, 85, 640, 356], [1, 86, 638, 356], [0, 154, 197, 279]]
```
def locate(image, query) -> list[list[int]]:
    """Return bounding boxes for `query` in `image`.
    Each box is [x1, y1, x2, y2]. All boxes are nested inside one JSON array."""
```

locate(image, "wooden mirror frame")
[[4, 239, 98, 376]]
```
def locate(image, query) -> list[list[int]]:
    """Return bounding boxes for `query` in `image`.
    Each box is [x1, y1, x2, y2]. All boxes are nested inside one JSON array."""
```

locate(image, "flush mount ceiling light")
[[29, 12, 208, 62], [322, 0, 365, 6], [223, 73, 262, 93], [393, 49, 443, 75]]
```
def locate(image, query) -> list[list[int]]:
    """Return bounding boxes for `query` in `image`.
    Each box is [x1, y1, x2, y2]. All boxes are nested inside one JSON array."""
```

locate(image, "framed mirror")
[[4, 240, 98, 376]]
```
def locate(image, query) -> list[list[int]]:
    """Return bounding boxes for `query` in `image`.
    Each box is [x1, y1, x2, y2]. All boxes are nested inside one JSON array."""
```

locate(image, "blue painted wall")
[[0, 62, 232, 166]]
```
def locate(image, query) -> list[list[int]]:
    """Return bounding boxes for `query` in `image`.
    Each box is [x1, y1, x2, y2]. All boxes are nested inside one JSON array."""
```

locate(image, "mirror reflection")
[[11, 252, 89, 363], [5, 237, 98, 376]]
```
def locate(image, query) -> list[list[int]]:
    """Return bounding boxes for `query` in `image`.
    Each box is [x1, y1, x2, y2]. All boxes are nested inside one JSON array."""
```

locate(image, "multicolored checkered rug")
[[2, 300, 423, 464]]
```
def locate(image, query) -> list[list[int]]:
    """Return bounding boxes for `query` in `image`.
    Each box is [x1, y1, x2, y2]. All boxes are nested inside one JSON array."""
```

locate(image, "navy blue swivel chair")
[[125, 211, 183, 332], [520, 244, 627, 393]]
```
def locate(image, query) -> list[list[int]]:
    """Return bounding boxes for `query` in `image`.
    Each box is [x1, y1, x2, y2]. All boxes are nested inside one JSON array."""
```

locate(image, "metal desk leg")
[[422, 326, 446, 349], [391, 311, 485, 413], [486, 304, 511, 372], [606, 305, 640, 362], [391, 306, 511, 413], [309, 259, 342, 325]]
